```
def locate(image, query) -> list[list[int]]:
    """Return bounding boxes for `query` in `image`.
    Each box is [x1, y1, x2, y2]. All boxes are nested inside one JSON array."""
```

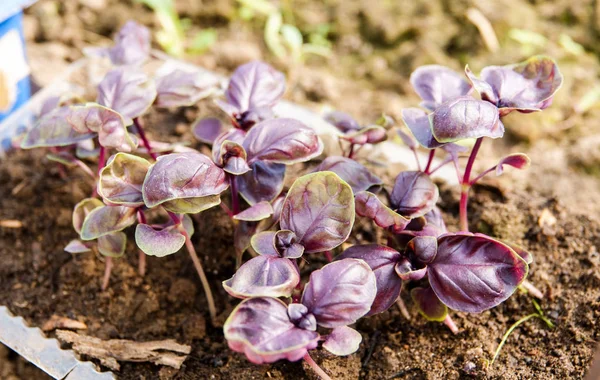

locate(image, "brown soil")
[[2, 0, 600, 378]]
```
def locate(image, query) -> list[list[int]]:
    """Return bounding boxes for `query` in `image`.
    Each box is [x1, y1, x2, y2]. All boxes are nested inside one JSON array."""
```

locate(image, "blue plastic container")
[[0, 1, 36, 123]]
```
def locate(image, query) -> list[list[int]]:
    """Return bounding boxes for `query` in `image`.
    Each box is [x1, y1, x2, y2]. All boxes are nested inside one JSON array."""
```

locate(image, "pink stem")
[[459, 138, 483, 232], [169, 211, 217, 321], [412, 149, 422, 171], [133, 118, 158, 160], [428, 156, 453, 175], [101, 257, 113, 291], [469, 165, 497, 185], [220, 202, 234, 218], [521, 279, 544, 299], [443, 314, 459, 334], [424, 149, 436, 174], [396, 297, 411, 320], [136, 209, 147, 276], [97, 146, 106, 176], [348, 144, 355, 159], [303, 353, 331, 380], [324, 251, 333, 262]]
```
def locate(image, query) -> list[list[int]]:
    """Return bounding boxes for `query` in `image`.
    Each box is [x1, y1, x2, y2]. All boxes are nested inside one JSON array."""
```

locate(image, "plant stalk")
[[324, 250, 333, 262], [97, 146, 106, 176], [229, 175, 241, 215], [136, 209, 148, 276], [412, 148, 422, 172], [396, 297, 411, 320], [303, 353, 331, 380], [348, 143, 355, 159], [101, 257, 113, 291], [521, 280, 544, 299], [424, 149, 436, 174], [443, 315, 459, 334], [169, 212, 217, 322], [133, 118, 158, 160], [459, 138, 483, 231]]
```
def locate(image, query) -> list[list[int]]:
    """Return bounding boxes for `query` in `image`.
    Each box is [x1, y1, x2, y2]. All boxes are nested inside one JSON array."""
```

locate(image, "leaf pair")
[[223, 171, 355, 298], [223, 258, 376, 364], [355, 171, 439, 233], [212, 118, 324, 205], [403, 56, 562, 146], [339, 233, 530, 317], [69, 198, 135, 258], [324, 111, 387, 146]]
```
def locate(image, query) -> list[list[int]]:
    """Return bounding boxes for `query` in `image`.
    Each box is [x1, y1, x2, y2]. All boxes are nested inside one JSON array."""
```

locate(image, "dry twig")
[[56, 330, 191, 371]]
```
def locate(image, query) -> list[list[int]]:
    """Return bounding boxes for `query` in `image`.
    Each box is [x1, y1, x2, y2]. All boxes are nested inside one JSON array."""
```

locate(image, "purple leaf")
[[411, 286, 448, 322], [212, 128, 247, 162], [464, 65, 497, 104], [67, 104, 138, 152], [225, 61, 286, 113], [337, 244, 403, 315], [430, 97, 504, 143], [355, 191, 410, 232], [397, 128, 419, 150], [98, 153, 150, 207], [97, 68, 157, 120], [97, 231, 127, 258], [505, 242, 533, 265], [281, 172, 355, 253], [395, 259, 427, 282], [21, 107, 96, 149], [401, 108, 443, 149], [340, 125, 387, 145], [476, 56, 563, 114], [223, 256, 300, 299], [287, 304, 317, 331], [409, 65, 472, 111], [324, 111, 361, 133], [424, 207, 448, 234], [155, 69, 218, 108], [274, 230, 305, 259], [428, 233, 529, 313], [216, 140, 251, 175], [236, 161, 286, 205], [224, 297, 319, 364], [64, 240, 91, 254], [233, 201, 274, 221], [406, 236, 438, 265], [192, 117, 226, 144], [72, 198, 104, 234], [243, 118, 323, 164], [496, 153, 531, 175], [142, 152, 228, 213], [250, 231, 279, 256], [322, 326, 362, 356], [390, 171, 439, 218], [314, 156, 383, 193], [80, 205, 136, 241], [108, 21, 150, 66], [135, 224, 185, 257], [301, 258, 376, 328]]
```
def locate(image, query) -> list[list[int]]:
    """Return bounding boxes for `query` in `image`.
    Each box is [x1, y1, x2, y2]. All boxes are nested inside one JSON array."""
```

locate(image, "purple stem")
[[97, 146, 106, 176], [428, 156, 453, 175], [424, 149, 436, 174], [133, 118, 158, 160], [469, 165, 497, 185], [459, 138, 483, 232], [303, 353, 331, 380], [324, 251, 333, 262], [229, 175, 241, 215], [348, 144, 355, 159]]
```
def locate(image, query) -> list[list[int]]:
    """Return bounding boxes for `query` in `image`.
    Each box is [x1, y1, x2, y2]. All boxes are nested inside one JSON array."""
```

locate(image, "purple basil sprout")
[[324, 110, 388, 159], [223, 171, 355, 298], [338, 232, 530, 333], [224, 258, 376, 377], [84, 21, 151, 66]]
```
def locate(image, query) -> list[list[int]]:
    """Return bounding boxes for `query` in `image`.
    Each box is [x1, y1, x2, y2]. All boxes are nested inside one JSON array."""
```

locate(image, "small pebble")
[[463, 361, 476, 372]]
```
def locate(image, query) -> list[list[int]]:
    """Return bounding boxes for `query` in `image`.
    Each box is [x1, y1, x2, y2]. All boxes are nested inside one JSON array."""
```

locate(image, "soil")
[[1, 0, 600, 378]]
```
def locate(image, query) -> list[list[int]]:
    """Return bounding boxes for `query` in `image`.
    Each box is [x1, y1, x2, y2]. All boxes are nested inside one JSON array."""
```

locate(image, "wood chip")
[[41, 315, 88, 332], [55, 330, 191, 371], [0, 220, 23, 228]]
